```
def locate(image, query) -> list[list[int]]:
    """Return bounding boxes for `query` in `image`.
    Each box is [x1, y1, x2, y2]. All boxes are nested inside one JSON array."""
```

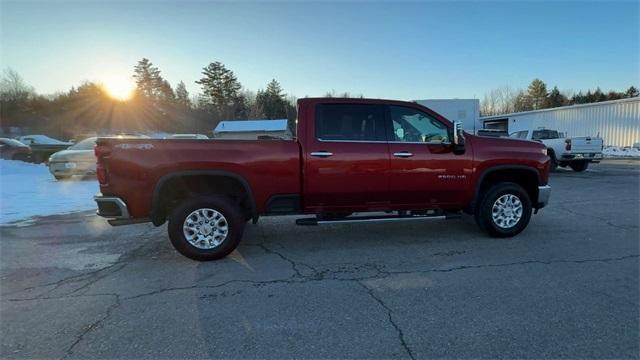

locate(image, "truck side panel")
[[98, 139, 301, 218]]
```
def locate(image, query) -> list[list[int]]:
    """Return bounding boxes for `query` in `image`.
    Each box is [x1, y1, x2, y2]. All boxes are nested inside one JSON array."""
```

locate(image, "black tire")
[[474, 182, 532, 238], [548, 150, 558, 172], [168, 195, 245, 261], [54, 175, 71, 180], [569, 160, 588, 172]]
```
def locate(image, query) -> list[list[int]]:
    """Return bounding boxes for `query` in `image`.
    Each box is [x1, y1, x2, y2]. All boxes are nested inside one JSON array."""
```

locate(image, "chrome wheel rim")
[[491, 194, 523, 229], [183, 208, 229, 249]]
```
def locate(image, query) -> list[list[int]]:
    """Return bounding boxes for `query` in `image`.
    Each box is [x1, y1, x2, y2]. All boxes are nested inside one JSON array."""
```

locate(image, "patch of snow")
[[603, 146, 640, 158], [0, 160, 98, 224]]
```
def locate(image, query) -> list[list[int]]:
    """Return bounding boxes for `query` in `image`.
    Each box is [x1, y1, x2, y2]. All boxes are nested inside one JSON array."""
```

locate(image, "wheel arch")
[[471, 165, 541, 212], [150, 170, 257, 226]]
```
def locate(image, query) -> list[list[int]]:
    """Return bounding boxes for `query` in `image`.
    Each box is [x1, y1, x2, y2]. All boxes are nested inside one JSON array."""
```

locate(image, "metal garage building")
[[416, 99, 481, 133], [480, 97, 640, 146]]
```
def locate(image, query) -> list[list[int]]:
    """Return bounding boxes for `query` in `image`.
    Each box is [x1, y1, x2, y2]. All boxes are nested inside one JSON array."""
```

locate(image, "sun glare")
[[103, 77, 135, 101]]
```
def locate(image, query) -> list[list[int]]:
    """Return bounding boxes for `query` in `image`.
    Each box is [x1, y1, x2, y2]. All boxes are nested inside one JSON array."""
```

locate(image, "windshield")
[[509, 131, 528, 139], [70, 137, 97, 150]]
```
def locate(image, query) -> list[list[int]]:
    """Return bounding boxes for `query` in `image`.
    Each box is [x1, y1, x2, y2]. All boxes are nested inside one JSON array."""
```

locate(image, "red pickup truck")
[[95, 98, 551, 261]]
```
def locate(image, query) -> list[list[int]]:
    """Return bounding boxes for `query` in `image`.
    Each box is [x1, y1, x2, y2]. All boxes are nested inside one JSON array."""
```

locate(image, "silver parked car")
[[48, 137, 98, 180]]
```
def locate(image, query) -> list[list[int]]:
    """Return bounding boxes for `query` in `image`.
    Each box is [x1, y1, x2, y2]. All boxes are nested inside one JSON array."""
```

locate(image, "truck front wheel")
[[475, 182, 532, 238], [168, 195, 245, 261]]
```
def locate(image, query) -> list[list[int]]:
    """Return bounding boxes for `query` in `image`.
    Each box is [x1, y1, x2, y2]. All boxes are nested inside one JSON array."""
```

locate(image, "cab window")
[[389, 106, 449, 143], [532, 130, 559, 140], [315, 104, 386, 141]]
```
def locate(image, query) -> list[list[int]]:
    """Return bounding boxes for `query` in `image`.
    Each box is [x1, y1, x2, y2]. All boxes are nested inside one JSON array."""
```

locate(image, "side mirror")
[[452, 121, 465, 154]]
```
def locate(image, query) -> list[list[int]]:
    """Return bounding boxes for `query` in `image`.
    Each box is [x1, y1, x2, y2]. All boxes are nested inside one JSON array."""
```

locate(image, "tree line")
[[481, 78, 638, 116], [2, 62, 637, 139], [0, 58, 298, 139]]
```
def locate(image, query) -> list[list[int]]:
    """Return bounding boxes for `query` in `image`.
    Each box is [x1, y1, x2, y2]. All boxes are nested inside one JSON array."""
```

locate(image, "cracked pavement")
[[1, 160, 638, 359]]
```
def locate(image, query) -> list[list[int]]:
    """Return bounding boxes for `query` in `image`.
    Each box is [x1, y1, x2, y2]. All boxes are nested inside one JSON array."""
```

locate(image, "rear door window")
[[315, 104, 386, 141]]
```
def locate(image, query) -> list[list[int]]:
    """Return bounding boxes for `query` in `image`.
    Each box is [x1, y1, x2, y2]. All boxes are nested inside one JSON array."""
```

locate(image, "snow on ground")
[[603, 146, 640, 158], [0, 160, 98, 224]]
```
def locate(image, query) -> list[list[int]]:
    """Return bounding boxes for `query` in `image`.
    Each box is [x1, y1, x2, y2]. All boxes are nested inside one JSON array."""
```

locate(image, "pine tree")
[[546, 86, 567, 108], [256, 79, 288, 119], [527, 78, 548, 110], [571, 91, 587, 104], [158, 79, 175, 103], [196, 61, 242, 118], [625, 86, 639, 98], [133, 58, 163, 98], [175, 81, 191, 107], [593, 87, 606, 102]]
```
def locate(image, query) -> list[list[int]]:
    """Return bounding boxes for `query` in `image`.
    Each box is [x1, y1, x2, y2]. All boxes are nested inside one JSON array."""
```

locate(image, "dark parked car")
[[0, 138, 32, 161]]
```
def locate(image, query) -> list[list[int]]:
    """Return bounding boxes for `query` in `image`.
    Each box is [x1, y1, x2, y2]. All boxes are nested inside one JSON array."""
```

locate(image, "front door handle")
[[311, 151, 333, 157], [393, 151, 414, 158]]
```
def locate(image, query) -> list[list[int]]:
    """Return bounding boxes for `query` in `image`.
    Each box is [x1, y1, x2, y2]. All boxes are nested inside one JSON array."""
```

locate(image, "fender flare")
[[471, 165, 541, 210], [150, 170, 258, 225]]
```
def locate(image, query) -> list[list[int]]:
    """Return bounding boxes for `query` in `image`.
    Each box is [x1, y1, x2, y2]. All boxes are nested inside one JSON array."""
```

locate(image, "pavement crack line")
[[555, 206, 639, 230], [357, 281, 416, 360], [8, 254, 637, 302], [258, 227, 318, 279], [9, 238, 151, 298], [60, 294, 121, 360]]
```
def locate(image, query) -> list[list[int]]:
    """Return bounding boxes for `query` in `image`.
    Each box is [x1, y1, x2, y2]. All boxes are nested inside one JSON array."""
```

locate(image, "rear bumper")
[[560, 153, 602, 163], [536, 185, 551, 209], [94, 194, 150, 226], [94, 194, 130, 219]]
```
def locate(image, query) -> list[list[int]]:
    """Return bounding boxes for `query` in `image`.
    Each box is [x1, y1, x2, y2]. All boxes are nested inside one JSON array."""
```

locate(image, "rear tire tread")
[[168, 194, 245, 261]]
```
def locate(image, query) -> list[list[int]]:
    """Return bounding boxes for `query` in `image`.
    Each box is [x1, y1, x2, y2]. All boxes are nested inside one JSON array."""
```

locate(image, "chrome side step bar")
[[108, 218, 151, 226], [295, 212, 461, 226]]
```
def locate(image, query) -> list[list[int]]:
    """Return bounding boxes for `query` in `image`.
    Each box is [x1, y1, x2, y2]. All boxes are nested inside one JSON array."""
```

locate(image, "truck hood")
[[467, 134, 548, 160]]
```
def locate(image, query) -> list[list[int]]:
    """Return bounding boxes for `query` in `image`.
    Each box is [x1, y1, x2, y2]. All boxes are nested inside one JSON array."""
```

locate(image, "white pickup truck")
[[510, 129, 603, 172]]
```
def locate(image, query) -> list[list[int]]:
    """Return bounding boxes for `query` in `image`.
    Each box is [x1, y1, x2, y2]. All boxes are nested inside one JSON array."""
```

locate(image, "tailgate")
[[569, 137, 602, 153]]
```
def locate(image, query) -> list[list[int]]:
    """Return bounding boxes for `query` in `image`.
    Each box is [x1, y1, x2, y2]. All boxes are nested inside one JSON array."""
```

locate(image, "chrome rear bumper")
[[94, 194, 130, 219]]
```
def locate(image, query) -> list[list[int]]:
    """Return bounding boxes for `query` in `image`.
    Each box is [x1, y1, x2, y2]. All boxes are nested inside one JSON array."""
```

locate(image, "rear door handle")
[[393, 151, 414, 158], [311, 151, 333, 157]]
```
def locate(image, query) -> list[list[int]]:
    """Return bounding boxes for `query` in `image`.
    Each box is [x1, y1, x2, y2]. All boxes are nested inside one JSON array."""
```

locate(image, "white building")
[[416, 99, 481, 133], [480, 97, 640, 147], [213, 119, 288, 140]]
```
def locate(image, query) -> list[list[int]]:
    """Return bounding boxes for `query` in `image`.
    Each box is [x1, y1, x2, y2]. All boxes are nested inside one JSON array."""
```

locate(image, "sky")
[[1, 0, 638, 101]]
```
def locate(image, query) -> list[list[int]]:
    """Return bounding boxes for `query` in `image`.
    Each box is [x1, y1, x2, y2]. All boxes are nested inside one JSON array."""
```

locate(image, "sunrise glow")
[[102, 77, 135, 101]]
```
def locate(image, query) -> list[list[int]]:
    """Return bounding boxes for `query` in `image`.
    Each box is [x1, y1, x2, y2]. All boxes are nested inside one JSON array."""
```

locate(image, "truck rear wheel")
[[569, 160, 589, 172], [168, 195, 245, 261], [475, 182, 532, 238]]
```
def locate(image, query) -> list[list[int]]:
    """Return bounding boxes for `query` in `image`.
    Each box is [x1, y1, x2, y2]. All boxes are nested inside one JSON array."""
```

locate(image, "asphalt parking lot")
[[1, 159, 638, 359]]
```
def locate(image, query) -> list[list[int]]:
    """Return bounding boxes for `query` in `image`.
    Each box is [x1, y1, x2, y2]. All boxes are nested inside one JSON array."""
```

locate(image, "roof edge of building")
[[480, 97, 640, 120]]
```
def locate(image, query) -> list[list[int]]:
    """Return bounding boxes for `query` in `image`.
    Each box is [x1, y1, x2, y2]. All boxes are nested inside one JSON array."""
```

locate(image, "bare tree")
[[481, 85, 516, 116], [0, 68, 34, 102]]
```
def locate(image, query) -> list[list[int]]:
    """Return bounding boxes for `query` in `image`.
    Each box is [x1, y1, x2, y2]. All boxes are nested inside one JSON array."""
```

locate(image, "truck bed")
[[97, 138, 301, 218]]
